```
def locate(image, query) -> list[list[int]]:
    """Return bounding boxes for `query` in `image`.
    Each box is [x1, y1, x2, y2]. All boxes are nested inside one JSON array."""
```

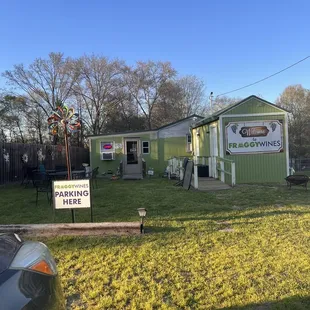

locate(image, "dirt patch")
[[66, 293, 87, 310], [0, 222, 141, 238], [21, 228, 141, 238], [216, 220, 234, 232], [219, 228, 234, 232]]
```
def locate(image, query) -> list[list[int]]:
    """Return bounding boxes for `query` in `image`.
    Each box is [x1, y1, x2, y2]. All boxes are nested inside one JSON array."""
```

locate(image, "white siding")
[[158, 118, 197, 138]]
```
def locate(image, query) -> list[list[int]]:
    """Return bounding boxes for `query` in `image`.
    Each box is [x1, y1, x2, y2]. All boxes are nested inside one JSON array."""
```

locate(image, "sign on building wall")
[[100, 142, 114, 152], [115, 143, 123, 150], [53, 180, 91, 209], [226, 120, 283, 155]]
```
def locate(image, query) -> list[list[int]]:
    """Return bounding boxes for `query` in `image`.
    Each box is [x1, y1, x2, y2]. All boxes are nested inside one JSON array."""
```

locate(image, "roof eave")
[[87, 129, 157, 139], [192, 116, 219, 128], [192, 95, 289, 129]]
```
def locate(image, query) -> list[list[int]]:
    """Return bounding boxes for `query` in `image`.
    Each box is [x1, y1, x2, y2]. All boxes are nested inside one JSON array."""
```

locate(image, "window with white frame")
[[142, 141, 150, 154], [186, 134, 192, 152]]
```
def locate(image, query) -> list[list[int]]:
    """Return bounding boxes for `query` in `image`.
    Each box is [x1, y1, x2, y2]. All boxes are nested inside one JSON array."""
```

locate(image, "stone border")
[[0, 222, 141, 237]]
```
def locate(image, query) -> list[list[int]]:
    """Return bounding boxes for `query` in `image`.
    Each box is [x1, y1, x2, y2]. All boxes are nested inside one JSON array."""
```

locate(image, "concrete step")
[[192, 177, 232, 191]]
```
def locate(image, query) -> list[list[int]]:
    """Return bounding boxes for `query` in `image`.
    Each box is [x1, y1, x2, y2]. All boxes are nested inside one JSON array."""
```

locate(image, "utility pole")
[[209, 92, 214, 114]]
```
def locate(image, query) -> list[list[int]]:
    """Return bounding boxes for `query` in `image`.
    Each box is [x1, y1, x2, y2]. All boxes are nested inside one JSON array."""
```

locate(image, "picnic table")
[[48, 170, 86, 180]]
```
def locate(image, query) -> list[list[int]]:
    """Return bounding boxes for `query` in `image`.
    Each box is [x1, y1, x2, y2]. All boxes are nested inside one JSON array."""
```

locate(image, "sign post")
[[52, 179, 92, 223]]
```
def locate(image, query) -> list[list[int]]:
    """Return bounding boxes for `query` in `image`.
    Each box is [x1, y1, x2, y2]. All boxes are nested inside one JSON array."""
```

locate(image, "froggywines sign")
[[226, 120, 283, 155], [53, 180, 91, 209]]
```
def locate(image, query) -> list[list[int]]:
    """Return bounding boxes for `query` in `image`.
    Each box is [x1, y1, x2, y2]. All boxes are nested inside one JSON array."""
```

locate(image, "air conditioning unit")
[[100, 152, 115, 160]]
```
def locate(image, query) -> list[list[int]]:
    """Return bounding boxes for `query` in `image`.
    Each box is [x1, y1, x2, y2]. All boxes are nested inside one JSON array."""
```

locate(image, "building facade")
[[192, 96, 289, 184], [88, 115, 202, 179]]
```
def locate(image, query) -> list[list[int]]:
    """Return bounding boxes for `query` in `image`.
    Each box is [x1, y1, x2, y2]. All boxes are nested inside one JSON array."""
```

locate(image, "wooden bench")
[[285, 175, 309, 189]]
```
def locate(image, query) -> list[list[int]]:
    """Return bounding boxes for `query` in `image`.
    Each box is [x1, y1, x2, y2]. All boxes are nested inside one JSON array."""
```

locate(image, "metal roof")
[[87, 114, 204, 138], [192, 95, 289, 128]]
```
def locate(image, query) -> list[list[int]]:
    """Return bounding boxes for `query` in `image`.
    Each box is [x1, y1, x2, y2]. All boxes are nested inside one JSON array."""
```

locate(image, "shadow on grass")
[[222, 295, 310, 309], [168, 209, 310, 223], [146, 226, 182, 234]]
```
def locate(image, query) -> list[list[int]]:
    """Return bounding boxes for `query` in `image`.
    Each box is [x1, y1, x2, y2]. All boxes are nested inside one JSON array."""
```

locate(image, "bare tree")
[[276, 84, 310, 158], [205, 95, 241, 115], [25, 105, 48, 144], [73, 55, 124, 135], [2, 52, 80, 117], [0, 95, 27, 143], [176, 75, 206, 117], [123, 61, 177, 129], [151, 81, 184, 127]]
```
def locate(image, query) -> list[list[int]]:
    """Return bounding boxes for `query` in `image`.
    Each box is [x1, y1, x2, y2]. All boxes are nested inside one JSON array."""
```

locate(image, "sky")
[[0, 0, 309, 103]]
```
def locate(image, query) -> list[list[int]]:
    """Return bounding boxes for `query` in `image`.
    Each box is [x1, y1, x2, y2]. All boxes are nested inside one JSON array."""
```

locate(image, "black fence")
[[0, 142, 89, 185], [290, 158, 310, 172]]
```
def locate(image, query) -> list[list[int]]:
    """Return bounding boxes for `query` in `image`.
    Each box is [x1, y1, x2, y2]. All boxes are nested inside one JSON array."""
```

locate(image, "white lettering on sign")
[[226, 120, 283, 155], [53, 180, 91, 209]]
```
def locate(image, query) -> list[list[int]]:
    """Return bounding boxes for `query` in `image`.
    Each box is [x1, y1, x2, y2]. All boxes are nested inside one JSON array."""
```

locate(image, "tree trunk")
[[38, 124, 43, 145], [16, 121, 25, 143]]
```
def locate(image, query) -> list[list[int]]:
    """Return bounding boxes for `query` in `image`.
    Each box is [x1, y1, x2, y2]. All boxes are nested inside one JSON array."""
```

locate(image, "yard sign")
[[226, 120, 283, 155], [53, 179, 91, 209]]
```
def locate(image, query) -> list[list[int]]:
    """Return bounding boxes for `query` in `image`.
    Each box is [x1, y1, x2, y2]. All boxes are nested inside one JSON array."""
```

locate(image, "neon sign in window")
[[100, 142, 114, 152]]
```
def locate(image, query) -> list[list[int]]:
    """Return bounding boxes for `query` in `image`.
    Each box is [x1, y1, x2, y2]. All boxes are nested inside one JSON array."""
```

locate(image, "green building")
[[191, 95, 289, 185], [88, 115, 203, 179]]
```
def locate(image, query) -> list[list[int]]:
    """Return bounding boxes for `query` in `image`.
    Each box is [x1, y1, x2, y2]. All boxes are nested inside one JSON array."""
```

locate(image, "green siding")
[[224, 97, 283, 115], [90, 133, 190, 176], [158, 136, 191, 172], [90, 133, 159, 176], [222, 115, 287, 184], [198, 125, 210, 156], [192, 96, 289, 184], [192, 124, 213, 157], [91, 136, 123, 175]]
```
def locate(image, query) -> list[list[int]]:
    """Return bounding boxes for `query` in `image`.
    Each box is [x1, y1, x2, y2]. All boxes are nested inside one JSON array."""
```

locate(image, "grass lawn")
[[1, 179, 310, 309]]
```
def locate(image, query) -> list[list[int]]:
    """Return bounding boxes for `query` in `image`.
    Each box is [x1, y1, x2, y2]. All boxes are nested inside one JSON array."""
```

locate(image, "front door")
[[124, 139, 142, 175], [209, 126, 218, 177]]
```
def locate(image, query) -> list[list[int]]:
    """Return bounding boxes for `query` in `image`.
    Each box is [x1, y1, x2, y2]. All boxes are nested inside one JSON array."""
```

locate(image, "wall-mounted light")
[[137, 208, 147, 234], [196, 129, 200, 137]]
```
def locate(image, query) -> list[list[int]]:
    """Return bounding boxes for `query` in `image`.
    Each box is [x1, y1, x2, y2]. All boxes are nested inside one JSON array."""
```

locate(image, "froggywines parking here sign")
[[53, 179, 91, 209], [226, 120, 283, 155]]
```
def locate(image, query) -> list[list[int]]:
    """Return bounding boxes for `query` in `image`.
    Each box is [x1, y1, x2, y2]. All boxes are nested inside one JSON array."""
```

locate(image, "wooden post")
[[202, 156, 206, 165], [231, 162, 236, 187], [220, 160, 224, 182], [193, 156, 198, 189], [179, 159, 184, 181], [214, 157, 218, 179]]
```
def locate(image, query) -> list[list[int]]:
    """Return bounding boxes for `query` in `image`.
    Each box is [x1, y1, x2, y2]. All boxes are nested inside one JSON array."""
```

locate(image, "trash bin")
[[198, 165, 209, 177]]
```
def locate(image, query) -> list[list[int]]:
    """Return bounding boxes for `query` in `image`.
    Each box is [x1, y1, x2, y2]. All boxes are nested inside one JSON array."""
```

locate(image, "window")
[[186, 134, 192, 152], [142, 141, 150, 154]]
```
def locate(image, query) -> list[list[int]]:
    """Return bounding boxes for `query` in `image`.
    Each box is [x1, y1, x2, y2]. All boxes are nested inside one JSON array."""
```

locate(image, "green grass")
[[1, 180, 310, 309]]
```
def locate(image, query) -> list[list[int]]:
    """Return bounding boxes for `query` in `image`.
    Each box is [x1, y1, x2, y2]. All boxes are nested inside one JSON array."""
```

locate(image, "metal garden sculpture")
[[47, 104, 81, 180]]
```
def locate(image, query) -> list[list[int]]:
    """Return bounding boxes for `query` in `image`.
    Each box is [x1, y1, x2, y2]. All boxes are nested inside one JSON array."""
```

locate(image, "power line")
[[216, 55, 310, 98]]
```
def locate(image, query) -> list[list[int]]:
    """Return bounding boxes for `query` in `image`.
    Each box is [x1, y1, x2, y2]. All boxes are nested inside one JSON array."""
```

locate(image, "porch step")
[[192, 177, 231, 191], [122, 174, 143, 180]]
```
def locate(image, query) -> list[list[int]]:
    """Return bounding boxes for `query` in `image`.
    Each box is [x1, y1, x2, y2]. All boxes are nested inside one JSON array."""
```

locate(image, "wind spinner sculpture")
[[48, 104, 81, 180]]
